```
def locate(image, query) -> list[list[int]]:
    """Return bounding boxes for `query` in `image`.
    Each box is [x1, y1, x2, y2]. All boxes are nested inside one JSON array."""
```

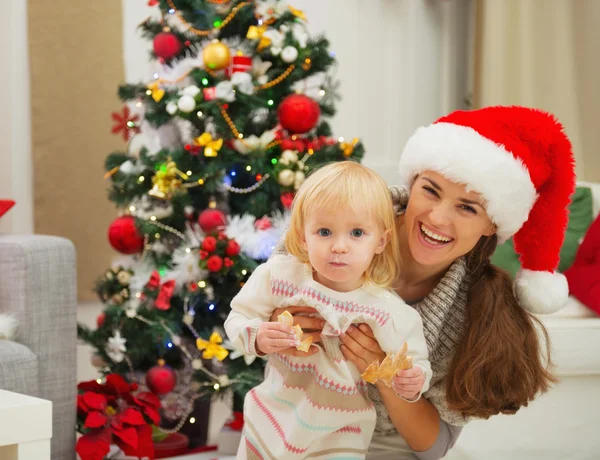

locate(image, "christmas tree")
[[78, 0, 365, 452]]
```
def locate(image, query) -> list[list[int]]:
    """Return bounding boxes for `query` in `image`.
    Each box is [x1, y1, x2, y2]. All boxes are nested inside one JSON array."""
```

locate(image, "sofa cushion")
[[492, 186, 595, 277], [0, 340, 39, 395], [541, 316, 600, 376]]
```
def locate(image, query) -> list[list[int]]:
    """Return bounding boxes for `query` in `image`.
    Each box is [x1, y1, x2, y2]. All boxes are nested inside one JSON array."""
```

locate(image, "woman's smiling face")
[[403, 170, 496, 267]]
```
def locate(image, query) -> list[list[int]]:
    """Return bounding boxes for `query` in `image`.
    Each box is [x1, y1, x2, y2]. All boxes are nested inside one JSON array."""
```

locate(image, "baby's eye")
[[318, 228, 331, 237], [351, 229, 364, 237]]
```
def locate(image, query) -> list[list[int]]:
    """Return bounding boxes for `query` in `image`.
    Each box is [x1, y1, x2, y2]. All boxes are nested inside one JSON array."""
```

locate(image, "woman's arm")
[[339, 325, 440, 451], [374, 381, 441, 451]]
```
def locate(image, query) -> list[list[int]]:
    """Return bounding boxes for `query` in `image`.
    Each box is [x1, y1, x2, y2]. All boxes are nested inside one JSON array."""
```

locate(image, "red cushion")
[[565, 214, 600, 315], [0, 200, 15, 218]]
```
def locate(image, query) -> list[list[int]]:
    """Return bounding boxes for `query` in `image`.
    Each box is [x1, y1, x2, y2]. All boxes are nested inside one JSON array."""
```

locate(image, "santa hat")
[[398, 106, 576, 314]]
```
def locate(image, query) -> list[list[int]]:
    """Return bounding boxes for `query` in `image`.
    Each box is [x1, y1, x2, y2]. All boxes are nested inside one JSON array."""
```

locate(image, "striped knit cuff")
[[243, 318, 263, 356]]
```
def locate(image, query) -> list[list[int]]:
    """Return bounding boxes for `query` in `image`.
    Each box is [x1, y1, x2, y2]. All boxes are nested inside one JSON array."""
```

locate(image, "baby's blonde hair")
[[285, 161, 399, 288]]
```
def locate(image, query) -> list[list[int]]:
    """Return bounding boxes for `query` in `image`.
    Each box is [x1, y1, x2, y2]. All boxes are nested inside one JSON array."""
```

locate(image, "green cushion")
[[491, 186, 594, 278]]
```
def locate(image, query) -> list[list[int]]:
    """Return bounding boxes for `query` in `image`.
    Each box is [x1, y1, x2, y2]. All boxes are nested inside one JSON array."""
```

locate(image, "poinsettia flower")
[[76, 374, 161, 460]]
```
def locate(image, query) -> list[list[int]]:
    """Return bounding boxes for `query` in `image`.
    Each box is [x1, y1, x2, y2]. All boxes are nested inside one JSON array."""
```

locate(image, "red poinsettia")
[[76, 374, 161, 460], [111, 106, 141, 142]]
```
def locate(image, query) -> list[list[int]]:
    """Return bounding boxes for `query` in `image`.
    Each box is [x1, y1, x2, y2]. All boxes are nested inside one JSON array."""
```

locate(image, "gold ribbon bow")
[[194, 132, 223, 157], [340, 137, 359, 157], [149, 160, 189, 199], [288, 5, 307, 21], [147, 82, 165, 102], [196, 332, 229, 361], [246, 25, 271, 51]]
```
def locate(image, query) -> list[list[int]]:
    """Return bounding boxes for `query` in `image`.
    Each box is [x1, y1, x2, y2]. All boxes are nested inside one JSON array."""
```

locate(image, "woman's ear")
[[483, 223, 497, 237]]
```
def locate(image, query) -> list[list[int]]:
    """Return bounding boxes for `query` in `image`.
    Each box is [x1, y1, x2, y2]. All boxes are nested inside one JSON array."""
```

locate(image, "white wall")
[[122, 0, 471, 185], [0, 0, 34, 234]]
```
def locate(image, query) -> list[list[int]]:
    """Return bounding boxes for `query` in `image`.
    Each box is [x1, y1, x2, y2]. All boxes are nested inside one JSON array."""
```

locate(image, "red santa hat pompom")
[[398, 106, 576, 314]]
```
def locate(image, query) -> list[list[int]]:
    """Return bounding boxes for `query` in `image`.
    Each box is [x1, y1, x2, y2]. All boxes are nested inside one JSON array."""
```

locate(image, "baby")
[[225, 161, 432, 459]]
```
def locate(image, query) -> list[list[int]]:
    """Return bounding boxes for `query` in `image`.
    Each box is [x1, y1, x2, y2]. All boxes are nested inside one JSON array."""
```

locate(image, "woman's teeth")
[[420, 224, 452, 244]]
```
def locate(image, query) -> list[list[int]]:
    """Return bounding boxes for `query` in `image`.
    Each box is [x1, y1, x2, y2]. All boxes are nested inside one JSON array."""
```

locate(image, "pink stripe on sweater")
[[250, 388, 308, 455]]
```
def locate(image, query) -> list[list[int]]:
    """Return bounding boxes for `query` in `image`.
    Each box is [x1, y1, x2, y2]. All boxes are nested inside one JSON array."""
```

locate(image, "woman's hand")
[[339, 324, 386, 373], [392, 366, 425, 400], [266, 306, 325, 357]]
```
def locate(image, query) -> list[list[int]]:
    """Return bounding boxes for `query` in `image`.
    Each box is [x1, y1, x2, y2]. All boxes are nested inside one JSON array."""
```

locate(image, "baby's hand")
[[392, 366, 425, 401], [256, 322, 297, 355]]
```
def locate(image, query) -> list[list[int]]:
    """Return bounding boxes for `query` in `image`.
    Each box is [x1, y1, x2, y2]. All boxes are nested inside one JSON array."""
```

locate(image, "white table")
[[0, 390, 52, 460]]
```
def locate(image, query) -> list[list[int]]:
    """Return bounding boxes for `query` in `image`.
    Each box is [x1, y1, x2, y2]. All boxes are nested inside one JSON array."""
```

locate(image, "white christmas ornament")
[[278, 169, 295, 186], [252, 56, 272, 85], [106, 331, 127, 363], [226, 211, 291, 260], [215, 81, 236, 102], [177, 95, 196, 113], [256, 0, 287, 21], [166, 102, 178, 115], [231, 72, 255, 95], [181, 85, 201, 97], [263, 29, 285, 55], [281, 46, 298, 63], [279, 150, 299, 165], [119, 160, 145, 175], [233, 129, 276, 155], [294, 170, 305, 190]]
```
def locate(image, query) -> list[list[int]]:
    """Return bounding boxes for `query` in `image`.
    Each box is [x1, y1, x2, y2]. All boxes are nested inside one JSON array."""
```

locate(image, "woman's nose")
[[428, 203, 452, 226]]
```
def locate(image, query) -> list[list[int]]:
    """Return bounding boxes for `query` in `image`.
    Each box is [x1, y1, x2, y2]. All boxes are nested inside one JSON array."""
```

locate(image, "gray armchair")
[[0, 235, 77, 460]]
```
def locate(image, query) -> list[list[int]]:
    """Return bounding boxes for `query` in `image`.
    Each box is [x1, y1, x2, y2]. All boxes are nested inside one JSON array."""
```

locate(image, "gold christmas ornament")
[[147, 82, 165, 102], [278, 169, 295, 187], [246, 25, 271, 51], [149, 160, 189, 199], [202, 40, 231, 70], [340, 137, 360, 157], [194, 132, 223, 157]]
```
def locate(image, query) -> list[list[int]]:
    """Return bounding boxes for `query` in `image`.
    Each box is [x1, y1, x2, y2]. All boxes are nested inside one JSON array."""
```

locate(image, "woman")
[[267, 105, 576, 459]]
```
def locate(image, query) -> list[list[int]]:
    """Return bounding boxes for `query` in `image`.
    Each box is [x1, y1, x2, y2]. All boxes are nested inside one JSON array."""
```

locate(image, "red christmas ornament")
[[207, 255, 224, 272], [277, 94, 321, 134], [96, 313, 105, 329], [199, 250, 209, 260], [203, 87, 217, 101], [280, 192, 294, 209], [108, 216, 144, 255], [201, 236, 217, 252], [146, 362, 177, 395], [225, 240, 241, 256], [224, 257, 234, 268], [153, 32, 182, 60], [226, 55, 252, 76], [111, 106, 140, 142], [198, 209, 226, 233], [255, 216, 272, 231]]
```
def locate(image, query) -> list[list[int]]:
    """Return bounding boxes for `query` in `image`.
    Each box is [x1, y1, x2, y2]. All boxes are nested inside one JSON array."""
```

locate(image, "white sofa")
[[446, 182, 600, 460]]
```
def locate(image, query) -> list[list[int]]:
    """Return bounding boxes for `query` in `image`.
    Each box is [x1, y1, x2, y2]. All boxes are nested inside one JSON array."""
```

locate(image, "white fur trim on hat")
[[398, 123, 538, 242], [514, 269, 569, 314]]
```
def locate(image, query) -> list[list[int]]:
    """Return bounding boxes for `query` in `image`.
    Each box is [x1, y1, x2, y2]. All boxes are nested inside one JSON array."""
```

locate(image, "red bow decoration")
[[146, 271, 176, 310], [225, 411, 244, 431], [275, 129, 336, 153]]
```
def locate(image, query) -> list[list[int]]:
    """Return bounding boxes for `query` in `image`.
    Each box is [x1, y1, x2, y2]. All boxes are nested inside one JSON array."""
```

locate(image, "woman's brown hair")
[[445, 234, 557, 418]]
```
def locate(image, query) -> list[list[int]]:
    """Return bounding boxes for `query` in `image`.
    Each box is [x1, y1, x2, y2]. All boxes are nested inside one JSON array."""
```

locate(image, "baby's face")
[[302, 206, 388, 292]]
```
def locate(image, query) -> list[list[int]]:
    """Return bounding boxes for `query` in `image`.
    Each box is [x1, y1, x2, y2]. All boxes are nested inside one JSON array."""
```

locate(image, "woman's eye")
[[460, 205, 477, 214], [351, 229, 364, 237], [318, 229, 331, 237], [423, 186, 438, 196]]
